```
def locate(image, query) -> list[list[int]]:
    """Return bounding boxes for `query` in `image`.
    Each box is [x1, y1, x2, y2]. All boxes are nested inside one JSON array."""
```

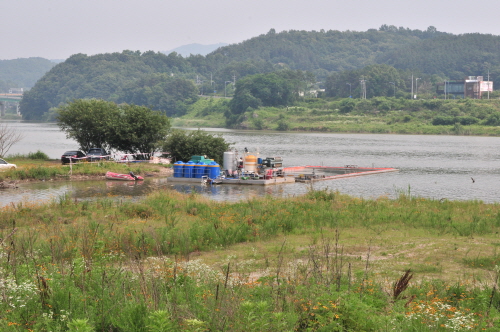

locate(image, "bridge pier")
[[0, 101, 5, 117]]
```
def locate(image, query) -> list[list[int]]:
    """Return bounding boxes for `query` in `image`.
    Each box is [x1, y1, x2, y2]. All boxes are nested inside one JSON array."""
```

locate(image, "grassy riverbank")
[[0, 158, 171, 182], [173, 97, 500, 136], [1, 188, 500, 330]]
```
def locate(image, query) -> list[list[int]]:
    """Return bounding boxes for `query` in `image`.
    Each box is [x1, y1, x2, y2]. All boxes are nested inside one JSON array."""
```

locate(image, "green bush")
[[432, 116, 456, 125], [276, 120, 290, 131], [28, 150, 50, 160]]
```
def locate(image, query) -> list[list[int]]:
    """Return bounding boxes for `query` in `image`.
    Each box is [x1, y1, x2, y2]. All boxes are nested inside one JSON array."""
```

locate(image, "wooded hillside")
[[19, 25, 500, 120], [0, 57, 55, 91]]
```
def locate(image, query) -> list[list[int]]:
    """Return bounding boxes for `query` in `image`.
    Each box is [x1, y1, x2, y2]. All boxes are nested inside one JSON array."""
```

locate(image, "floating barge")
[[167, 165, 397, 186], [283, 165, 398, 183], [168, 151, 397, 186]]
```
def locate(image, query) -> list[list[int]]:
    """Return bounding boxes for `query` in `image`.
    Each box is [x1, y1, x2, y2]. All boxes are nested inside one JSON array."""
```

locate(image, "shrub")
[[457, 116, 479, 125], [432, 116, 456, 126], [339, 99, 356, 113], [28, 150, 50, 160], [276, 120, 290, 131], [484, 112, 500, 126]]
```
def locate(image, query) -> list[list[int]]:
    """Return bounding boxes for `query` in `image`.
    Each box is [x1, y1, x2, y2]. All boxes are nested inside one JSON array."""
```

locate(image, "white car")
[[0, 158, 16, 171]]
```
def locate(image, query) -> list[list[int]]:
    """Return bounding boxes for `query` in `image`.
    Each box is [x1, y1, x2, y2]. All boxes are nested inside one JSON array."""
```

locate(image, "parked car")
[[86, 148, 110, 162], [61, 150, 86, 164], [0, 158, 17, 170]]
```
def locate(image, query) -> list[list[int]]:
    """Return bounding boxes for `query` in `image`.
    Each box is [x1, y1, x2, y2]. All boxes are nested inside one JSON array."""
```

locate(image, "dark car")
[[61, 150, 86, 164], [86, 148, 110, 162]]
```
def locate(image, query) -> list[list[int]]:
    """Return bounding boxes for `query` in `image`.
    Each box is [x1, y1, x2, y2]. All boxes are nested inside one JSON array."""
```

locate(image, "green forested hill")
[[20, 51, 199, 120], [19, 25, 500, 120], [204, 26, 444, 77], [379, 33, 500, 79], [0, 57, 55, 91]]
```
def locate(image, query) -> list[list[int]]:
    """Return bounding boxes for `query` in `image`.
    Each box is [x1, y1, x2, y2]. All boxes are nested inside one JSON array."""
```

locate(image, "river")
[[1, 120, 500, 206]]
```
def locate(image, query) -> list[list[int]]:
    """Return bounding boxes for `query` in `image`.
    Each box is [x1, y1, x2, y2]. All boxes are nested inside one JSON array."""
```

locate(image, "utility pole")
[[225, 81, 232, 98], [411, 74, 414, 99], [360, 76, 366, 99]]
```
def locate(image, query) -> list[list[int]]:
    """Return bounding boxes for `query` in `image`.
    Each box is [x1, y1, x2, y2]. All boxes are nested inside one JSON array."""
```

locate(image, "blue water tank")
[[206, 161, 220, 179], [173, 161, 184, 178], [257, 157, 262, 165], [194, 162, 206, 178], [183, 161, 195, 178]]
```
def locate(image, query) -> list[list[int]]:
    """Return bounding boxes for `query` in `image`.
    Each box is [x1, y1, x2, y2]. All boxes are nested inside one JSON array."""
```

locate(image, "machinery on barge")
[[169, 148, 398, 186], [170, 149, 292, 185]]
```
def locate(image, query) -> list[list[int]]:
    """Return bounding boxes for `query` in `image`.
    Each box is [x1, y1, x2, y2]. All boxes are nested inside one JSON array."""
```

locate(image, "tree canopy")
[[325, 64, 405, 98], [229, 70, 313, 114], [161, 129, 231, 164], [20, 52, 199, 120], [56, 99, 170, 155]]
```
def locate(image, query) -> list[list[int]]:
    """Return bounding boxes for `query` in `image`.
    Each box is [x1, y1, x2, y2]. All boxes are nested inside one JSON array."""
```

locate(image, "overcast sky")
[[1, 0, 499, 60]]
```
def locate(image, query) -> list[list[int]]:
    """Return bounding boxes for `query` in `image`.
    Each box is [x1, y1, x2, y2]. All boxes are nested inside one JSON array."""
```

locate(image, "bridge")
[[0, 94, 22, 116]]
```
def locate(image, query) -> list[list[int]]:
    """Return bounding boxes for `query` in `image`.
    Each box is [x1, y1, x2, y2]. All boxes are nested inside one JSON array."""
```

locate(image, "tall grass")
[[1, 189, 500, 330], [7, 150, 50, 160]]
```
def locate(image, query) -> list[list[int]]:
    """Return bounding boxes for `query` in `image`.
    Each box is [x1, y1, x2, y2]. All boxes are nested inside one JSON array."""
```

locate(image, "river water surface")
[[1, 121, 500, 206]]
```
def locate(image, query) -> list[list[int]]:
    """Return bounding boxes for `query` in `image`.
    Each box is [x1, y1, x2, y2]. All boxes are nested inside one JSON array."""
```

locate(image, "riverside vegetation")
[[174, 96, 500, 136], [1, 169, 500, 331], [0, 154, 168, 183]]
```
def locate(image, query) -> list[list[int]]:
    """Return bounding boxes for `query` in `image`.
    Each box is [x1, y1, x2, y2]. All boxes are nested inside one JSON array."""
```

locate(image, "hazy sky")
[[2, 0, 499, 60]]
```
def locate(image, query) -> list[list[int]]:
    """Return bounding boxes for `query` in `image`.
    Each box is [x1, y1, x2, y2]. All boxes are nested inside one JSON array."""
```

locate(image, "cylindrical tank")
[[244, 155, 257, 172], [173, 161, 184, 178], [257, 157, 262, 165], [183, 161, 195, 178], [206, 161, 220, 179], [223, 151, 236, 171], [194, 162, 206, 178]]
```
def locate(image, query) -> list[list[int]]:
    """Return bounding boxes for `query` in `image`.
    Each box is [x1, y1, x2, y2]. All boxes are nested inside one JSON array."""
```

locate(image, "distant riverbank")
[[174, 97, 500, 136]]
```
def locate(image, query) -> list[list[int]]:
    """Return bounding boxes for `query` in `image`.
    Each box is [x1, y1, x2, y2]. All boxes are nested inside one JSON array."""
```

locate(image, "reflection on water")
[[169, 181, 290, 202], [0, 178, 295, 207], [1, 179, 165, 207], [2, 122, 500, 205]]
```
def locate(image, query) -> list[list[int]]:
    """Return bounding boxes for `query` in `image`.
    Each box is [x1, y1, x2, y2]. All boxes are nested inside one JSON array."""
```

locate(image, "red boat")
[[105, 171, 144, 181]]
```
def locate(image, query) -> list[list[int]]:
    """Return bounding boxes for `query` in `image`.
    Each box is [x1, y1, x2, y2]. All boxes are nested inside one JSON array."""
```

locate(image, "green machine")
[[190, 155, 213, 164]]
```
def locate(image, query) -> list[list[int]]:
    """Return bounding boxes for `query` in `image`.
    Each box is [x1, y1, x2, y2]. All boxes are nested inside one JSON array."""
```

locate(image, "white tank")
[[223, 151, 236, 171]]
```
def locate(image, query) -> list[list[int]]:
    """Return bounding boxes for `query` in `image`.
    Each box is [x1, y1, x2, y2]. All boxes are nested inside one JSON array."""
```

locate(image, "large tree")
[[56, 99, 170, 155], [229, 71, 305, 114], [57, 99, 117, 152], [161, 129, 231, 164], [107, 104, 171, 158]]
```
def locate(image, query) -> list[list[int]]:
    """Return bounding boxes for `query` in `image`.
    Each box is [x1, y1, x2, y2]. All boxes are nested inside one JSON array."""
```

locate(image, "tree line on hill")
[[16, 25, 500, 121], [0, 58, 55, 92]]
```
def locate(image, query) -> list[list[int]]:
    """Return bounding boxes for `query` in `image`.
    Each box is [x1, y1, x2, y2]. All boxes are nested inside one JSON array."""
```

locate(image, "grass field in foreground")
[[1, 188, 500, 331]]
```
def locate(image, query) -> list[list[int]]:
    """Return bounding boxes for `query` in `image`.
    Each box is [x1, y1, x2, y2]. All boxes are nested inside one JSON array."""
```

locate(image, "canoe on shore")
[[105, 171, 144, 181]]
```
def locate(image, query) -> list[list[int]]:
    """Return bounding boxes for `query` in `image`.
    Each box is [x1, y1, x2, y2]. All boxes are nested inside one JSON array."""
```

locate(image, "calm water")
[[1, 120, 500, 206]]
